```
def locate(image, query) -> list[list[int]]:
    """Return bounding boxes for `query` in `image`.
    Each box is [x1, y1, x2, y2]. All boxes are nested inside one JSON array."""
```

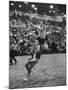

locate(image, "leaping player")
[[24, 22, 46, 81]]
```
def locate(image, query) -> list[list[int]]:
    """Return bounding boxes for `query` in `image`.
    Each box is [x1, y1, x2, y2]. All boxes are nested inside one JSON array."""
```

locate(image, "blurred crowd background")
[[9, 1, 66, 55]]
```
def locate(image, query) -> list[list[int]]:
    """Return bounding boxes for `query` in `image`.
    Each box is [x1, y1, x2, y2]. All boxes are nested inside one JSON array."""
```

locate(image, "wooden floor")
[[9, 54, 66, 89]]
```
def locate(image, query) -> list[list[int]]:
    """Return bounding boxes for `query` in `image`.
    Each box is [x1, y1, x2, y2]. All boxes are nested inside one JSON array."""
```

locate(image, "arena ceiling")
[[9, 1, 66, 15]]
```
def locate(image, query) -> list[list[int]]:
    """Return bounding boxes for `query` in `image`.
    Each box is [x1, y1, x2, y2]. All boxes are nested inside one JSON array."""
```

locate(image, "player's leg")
[[40, 44, 44, 54], [36, 50, 41, 60], [25, 61, 36, 78], [13, 56, 17, 64], [25, 61, 32, 77], [10, 56, 13, 65]]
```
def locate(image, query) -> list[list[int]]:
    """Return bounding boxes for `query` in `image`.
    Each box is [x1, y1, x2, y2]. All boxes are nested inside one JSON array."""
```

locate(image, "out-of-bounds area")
[[9, 54, 66, 89]]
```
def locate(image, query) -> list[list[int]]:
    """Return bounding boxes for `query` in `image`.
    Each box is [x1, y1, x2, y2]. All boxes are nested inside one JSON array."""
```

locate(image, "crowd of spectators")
[[9, 11, 66, 55]]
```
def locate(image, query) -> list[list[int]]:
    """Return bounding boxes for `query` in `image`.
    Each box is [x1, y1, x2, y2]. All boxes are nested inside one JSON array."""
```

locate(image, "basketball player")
[[24, 22, 46, 80], [25, 39, 41, 80]]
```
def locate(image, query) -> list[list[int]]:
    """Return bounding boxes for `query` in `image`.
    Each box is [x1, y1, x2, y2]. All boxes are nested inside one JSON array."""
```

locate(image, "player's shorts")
[[36, 51, 41, 59], [25, 61, 37, 69]]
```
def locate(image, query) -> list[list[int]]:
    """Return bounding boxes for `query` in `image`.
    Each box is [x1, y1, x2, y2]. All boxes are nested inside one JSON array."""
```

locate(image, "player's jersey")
[[30, 45, 40, 61]]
